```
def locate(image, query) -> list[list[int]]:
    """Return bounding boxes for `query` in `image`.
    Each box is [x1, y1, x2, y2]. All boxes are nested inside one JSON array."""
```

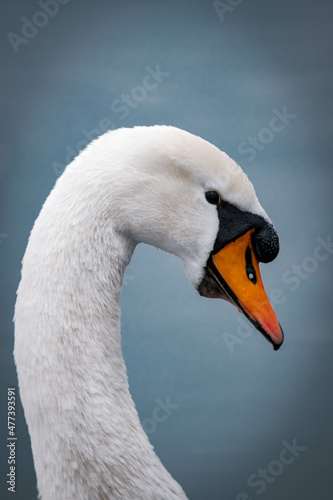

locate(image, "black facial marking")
[[213, 200, 279, 263]]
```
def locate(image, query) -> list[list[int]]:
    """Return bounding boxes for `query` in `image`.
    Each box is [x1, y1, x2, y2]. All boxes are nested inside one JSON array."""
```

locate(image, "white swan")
[[14, 125, 283, 500]]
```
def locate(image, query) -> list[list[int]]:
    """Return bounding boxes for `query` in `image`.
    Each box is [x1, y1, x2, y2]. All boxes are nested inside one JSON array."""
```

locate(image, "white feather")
[[14, 125, 269, 500]]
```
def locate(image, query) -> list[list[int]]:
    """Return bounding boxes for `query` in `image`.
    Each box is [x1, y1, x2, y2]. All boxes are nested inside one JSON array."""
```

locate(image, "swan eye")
[[205, 191, 220, 205]]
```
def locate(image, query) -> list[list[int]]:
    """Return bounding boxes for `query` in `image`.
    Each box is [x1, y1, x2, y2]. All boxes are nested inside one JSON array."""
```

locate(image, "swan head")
[[96, 125, 283, 349]]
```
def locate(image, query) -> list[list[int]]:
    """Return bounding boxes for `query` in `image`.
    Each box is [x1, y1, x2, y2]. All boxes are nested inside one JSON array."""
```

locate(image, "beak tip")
[[273, 342, 282, 351], [272, 323, 284, 351]]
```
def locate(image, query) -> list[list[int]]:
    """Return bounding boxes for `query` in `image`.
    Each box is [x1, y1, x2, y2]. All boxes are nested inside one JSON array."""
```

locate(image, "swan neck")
[[14, 193, 187, 499]]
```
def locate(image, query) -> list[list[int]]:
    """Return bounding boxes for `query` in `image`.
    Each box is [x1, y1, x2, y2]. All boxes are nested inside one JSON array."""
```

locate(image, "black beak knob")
[[252, 224, 280, 263]]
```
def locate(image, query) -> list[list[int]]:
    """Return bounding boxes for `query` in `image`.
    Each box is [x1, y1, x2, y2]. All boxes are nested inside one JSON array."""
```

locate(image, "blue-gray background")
[[1, 0, 332, 499]]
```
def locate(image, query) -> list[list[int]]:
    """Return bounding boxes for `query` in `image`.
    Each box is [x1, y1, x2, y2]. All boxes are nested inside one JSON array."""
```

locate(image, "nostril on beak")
[[253, 224, 280, 263]]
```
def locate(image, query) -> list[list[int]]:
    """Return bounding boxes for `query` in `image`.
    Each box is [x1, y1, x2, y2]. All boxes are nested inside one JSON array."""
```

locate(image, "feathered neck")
[[14, 167, 188, 500]]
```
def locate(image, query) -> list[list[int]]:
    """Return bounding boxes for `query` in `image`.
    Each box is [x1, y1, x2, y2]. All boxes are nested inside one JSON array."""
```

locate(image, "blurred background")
[[1, 0, 332, 498]]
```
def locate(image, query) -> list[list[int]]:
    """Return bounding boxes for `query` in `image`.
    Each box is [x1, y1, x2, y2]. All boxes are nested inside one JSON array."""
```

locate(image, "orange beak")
[[208, 229, 283, 350]]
